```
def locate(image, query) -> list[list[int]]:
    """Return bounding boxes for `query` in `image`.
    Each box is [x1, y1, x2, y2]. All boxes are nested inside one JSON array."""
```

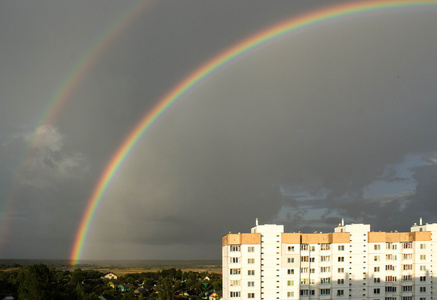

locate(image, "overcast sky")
[[1, 0, 437, 261]]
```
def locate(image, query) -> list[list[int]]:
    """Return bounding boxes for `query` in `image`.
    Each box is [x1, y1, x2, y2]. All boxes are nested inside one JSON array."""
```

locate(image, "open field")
[[91, 266, 222, 276], [0, 259, 222, 275]]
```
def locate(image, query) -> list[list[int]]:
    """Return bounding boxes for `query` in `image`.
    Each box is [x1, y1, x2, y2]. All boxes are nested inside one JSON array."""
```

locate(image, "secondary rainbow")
[[0, 1, 155, 254], [70, 0, 437, 265]]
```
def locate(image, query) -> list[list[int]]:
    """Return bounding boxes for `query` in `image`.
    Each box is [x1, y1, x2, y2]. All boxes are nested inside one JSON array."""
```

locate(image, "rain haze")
[[1, 0, 437, 261]]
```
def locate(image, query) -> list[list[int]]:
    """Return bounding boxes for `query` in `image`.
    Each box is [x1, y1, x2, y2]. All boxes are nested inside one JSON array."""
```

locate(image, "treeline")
[[0, 264, 222, 299]]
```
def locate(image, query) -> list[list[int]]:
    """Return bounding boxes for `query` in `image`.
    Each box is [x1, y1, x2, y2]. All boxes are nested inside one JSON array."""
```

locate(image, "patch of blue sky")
[[363, 154, 429, 199]]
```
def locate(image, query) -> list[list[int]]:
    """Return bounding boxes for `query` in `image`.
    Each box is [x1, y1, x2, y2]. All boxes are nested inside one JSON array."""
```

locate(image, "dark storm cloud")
[[1, 0, 437, 260], [89, 9, 437, 258]]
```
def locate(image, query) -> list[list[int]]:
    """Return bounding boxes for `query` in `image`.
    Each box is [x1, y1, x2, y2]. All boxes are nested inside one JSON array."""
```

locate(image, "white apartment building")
[[222, 218, 437, 300]]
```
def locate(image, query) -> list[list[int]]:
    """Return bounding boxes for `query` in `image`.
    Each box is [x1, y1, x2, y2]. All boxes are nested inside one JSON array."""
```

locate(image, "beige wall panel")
[[414, 231, 431, 241], [368, 232, 387, 243], [331, 232, 350, 243], [222, 233, 262, 246], [241, 233, 261, 244], [281, 233, 301, 244], [222, 234, 240, 246], [302, 233, 331, 244], [368, 231, 431, 243]]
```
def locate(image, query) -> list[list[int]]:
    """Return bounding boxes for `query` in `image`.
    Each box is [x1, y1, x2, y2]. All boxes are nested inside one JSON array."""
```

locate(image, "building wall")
[[222, 220, 434, 300]]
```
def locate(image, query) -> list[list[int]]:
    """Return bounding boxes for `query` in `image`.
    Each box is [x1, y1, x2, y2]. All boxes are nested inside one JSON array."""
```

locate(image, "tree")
[[18, 264, 57, 300], [156, 277, 174, 300], [71, 268, 85, 285]]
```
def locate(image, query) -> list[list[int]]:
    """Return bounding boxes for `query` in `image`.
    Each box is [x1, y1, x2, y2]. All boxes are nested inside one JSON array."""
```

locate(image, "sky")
[[1, 0, 437, 261]]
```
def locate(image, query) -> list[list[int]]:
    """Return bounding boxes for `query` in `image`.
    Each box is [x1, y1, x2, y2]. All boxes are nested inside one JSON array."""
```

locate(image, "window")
[[248, 258, 255, 264], [301, 256, 309, 262], [338, 267, 344, 273], [385, 265, 395, 271], [403, 253, 412, 260], [231, 257, 239, 263], [385, 286, 397, 292], [230, 280, 240, 286], [337, 290, 344, 296], [248, 293, 255, 298], [321, 267, 330, 273], [300, 290, 309, 296], [287, 291, 294, 298], [287, 280, 294, 286], [301, 267, 308, 274], [385, 276, 397, 282], [310, 268, 315, 274], [402, 297, 413, 300], [248, 270, 255, 276], [420, 243, 426, 249], [287, 257, 294, 263], [420, 265, 426, 271], [230, 269, 240, 275], [374, 288, 380, 294], [248, 281, 254, 287], [300, 278, 309, 285], [338, 245, 345, 251], [402, 286, 412, 292], [374, 255, 380, 261], [321, 243, 331, 250], [420, 254, 426, 260], [403, 242, 412, 249], [321, 256, 330, 262], [310, 245, 315, 251], [374, 244, 381, 250], [287, 269, 294, 275], [386, 254, 397, 260], [230, 291, 240, 297], [320, 289, 331, 295], [301, 244, 308, 251], [230, 245, 241, 252], [374, 266, 380, 272], [338, 256, 345, 262], [248, 246, 255, 252], [420, 287, 427, 293], [386, 242, 397, 250], [374, 278, 380, 283], [403, 264, 412, 270], [403, 275, 412, 281], [420, 276, 426, 282], [321, 278, 331, 284], [337, 279, 344, 284]]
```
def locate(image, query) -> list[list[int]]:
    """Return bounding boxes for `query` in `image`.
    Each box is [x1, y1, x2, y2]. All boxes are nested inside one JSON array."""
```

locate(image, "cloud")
[[7, 124, 87, 189], [2, 1, 437, 260]]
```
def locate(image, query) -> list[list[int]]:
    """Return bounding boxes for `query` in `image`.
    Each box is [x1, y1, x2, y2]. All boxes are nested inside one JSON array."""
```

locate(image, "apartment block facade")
[[222, 219, 437, 300]]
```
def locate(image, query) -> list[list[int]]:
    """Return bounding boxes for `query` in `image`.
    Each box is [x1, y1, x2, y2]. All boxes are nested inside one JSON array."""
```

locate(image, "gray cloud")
[[1, 0, 437, 260]]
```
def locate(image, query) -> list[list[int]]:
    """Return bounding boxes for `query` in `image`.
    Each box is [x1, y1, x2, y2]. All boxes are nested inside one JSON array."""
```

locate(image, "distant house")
[[209, 291, 223, 300], [134, 287, 147, 296], [103, 272, 118, 280], [118, 284, 134, 292], [108, 280, 121, 289], [99, 294, 119, 300], [209, 292, 219, 300]]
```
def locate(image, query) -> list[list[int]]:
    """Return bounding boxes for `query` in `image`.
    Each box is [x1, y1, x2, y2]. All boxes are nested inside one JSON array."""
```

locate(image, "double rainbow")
[[70, 0, 437, 265]]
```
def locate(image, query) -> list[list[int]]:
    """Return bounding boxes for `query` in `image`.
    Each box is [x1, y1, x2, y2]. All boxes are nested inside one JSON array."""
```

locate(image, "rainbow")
[[0, 1, 155, 254], [70, 0, 437, 265]]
